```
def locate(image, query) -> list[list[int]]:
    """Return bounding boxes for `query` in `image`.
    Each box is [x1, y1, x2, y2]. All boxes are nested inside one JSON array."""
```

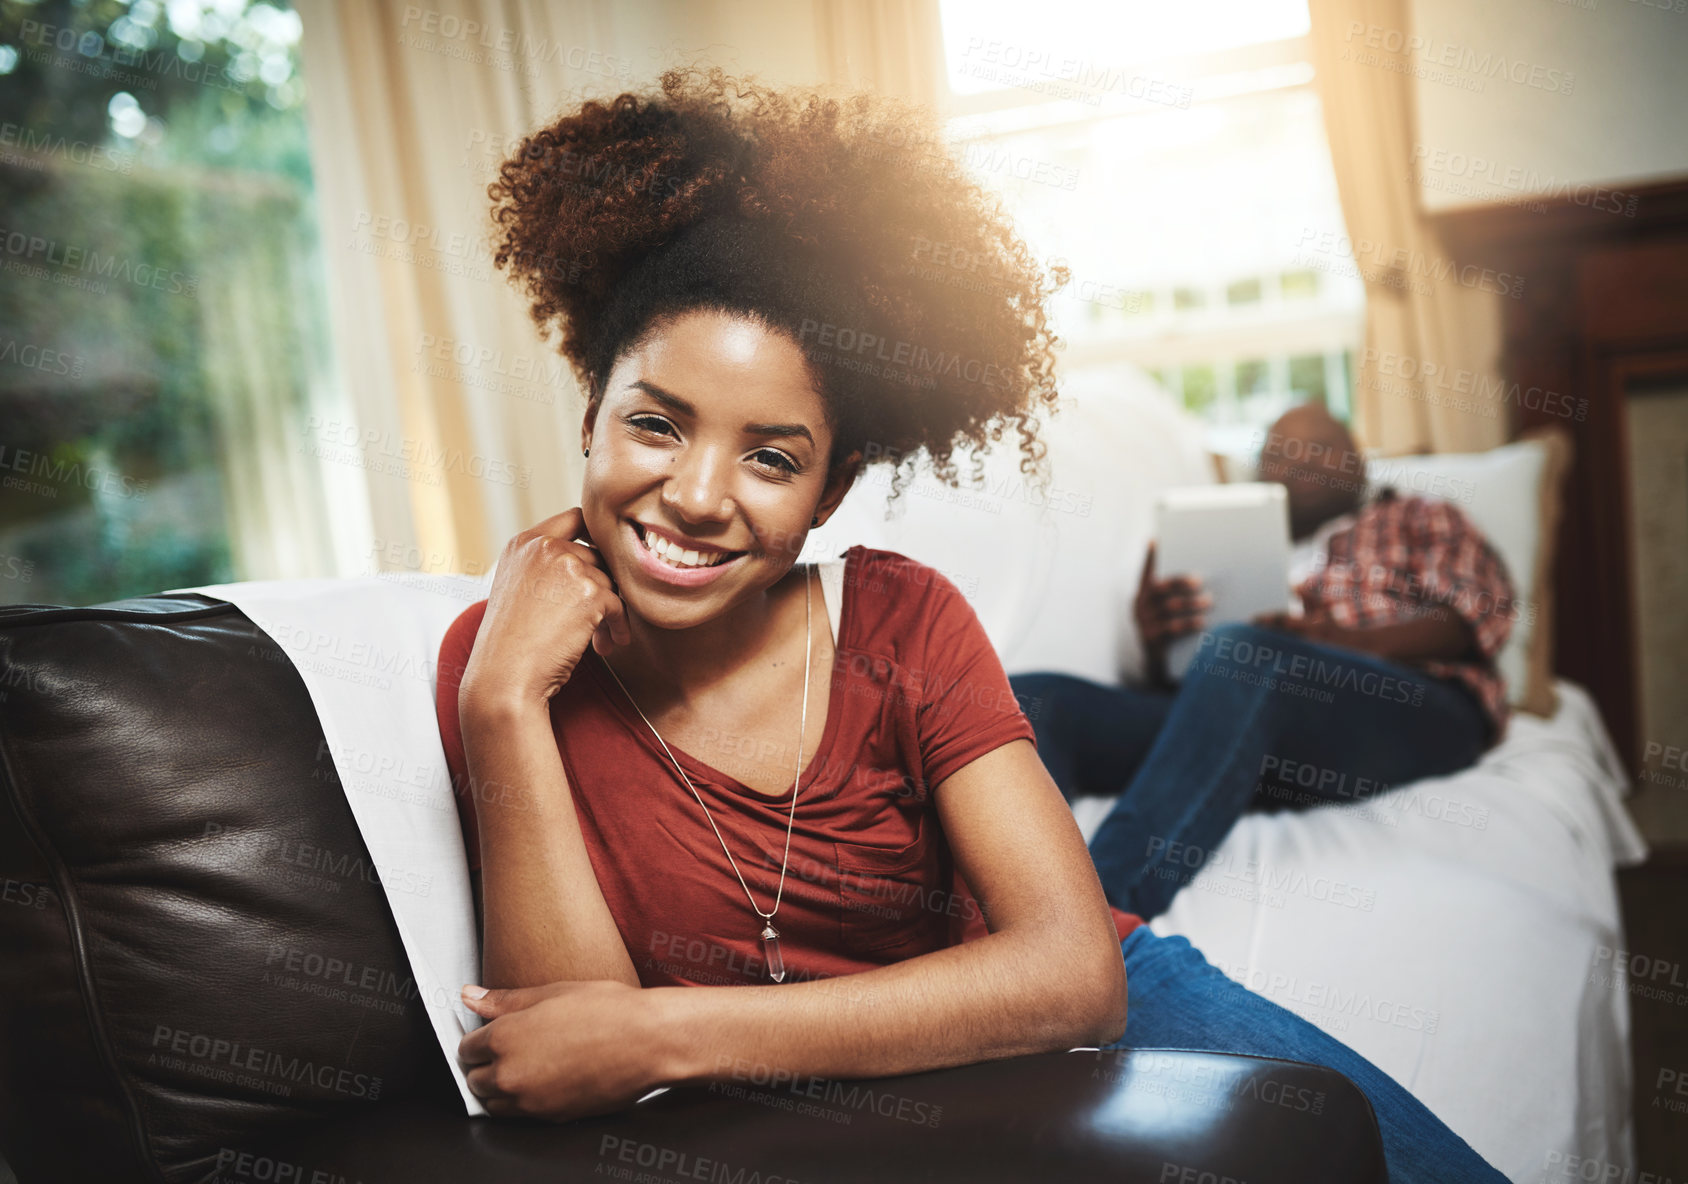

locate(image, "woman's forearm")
[[461, 694, 640, 989], [645, 923, 1127, 1087]]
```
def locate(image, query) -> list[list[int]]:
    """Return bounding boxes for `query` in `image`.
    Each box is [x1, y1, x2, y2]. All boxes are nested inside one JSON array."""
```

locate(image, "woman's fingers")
[[470, 508, 639, 704], [525, 505, 587, 542], [608, 585, 632, 645], [461, 1021, 522, 1110], [592, 586, 632, 654], [459, 1027, 493, 1067], [464, 1062, 516, 1108], [519, 508, 614, 576]]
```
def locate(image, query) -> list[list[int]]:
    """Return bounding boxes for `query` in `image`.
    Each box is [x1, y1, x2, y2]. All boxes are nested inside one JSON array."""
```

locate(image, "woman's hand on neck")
[[606, 562, 812, 707]]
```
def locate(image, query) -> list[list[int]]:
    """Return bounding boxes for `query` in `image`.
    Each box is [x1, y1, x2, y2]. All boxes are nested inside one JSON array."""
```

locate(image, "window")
[[937, 0, 1362, 459], [0, 0, 351, 607]]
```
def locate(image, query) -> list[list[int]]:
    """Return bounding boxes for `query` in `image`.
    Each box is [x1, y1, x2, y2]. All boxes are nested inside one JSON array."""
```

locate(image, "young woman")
[[433, 67, 1507, 1183]]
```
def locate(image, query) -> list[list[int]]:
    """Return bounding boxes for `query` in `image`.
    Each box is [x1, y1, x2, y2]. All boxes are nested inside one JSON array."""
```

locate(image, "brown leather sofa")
[[0, 593, 1389, 1184]]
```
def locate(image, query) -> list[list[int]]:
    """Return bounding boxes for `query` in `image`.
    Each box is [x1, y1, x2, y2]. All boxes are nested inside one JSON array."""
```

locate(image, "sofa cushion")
[[0, 595, 456, 1184]]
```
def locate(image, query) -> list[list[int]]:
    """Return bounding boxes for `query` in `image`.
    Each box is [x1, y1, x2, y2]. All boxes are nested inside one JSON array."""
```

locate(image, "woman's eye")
[[752, 449, 798, 475], [623, 416, 794, 474]]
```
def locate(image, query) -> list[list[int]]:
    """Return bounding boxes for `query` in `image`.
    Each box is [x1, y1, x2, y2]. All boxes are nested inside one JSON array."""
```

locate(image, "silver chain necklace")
[[598, 564, 812, 983]]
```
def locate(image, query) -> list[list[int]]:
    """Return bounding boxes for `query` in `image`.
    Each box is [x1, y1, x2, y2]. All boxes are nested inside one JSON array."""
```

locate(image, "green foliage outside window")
[[0, 0, 321, 606]]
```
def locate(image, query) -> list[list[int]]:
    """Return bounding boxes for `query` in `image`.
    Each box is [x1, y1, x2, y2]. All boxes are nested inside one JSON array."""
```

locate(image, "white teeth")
[[640, 526, 734, 569]]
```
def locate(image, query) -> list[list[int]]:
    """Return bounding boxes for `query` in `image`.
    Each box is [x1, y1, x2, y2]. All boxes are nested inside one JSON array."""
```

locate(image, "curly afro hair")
[[488, 66, 1069, 501]]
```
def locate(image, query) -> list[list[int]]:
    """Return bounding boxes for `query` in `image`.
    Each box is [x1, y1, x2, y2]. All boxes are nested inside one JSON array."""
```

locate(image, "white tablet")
[[1153, 483, 1292, 681]]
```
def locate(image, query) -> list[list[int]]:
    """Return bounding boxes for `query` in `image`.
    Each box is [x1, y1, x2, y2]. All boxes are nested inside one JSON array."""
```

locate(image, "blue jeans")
[[1110, 927, 1507, 1183], [1011, 623, 1489, 918]]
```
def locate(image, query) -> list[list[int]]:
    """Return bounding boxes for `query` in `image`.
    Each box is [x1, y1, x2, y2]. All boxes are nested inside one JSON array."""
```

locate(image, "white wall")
[[1409, 0, 1688, 212]]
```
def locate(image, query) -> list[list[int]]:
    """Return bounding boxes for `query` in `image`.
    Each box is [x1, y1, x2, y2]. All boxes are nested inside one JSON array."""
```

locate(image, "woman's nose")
[[662, 443, 734, 522]]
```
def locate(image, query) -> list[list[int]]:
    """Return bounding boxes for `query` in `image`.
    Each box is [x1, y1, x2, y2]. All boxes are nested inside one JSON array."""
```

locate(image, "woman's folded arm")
[[645, 738, 1128, 1084], [457, 738, 1124, 1118], [461, 690, 641, 990]]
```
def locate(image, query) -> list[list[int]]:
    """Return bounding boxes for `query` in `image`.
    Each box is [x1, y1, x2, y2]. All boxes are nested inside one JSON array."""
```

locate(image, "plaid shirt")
[[1296, 490, 1516, 740]]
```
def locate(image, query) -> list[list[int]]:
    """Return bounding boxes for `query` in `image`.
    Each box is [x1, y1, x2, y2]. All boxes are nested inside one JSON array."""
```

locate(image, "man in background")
[[1010, 402, 1517, 919]]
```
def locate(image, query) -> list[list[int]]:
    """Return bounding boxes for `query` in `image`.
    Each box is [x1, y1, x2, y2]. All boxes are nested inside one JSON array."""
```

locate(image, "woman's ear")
[[812, 449, 864, 528], [580, 392, 602, 456]]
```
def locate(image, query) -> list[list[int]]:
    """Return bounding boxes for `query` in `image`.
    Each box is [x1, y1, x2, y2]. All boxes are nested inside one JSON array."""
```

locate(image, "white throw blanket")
[[176, 572, 493, 1116]]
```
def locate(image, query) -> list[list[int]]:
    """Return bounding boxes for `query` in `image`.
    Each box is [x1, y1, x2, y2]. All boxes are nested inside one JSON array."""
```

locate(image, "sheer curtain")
[[1307, 0, 1509, 455], [296, 0, 941, 576], [816, 0, 942, 102]]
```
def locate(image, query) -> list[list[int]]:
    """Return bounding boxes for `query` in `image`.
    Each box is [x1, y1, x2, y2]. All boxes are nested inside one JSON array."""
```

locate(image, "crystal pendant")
[[761, 923, 786, 982]]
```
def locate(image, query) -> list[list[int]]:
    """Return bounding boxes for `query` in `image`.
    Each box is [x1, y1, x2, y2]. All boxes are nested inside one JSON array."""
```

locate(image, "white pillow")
[[1365, 443, 1547, 707], [1219, 439, 1550, 707], [806, 364, 1213, 686]]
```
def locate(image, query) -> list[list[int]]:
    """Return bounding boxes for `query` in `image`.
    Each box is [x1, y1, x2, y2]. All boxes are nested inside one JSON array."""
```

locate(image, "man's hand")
[[459, 980, 673, 1121], [1252, 610, 1358, 650], [1254, 608, 1476, 664], [1134, 543, 1212, 682]]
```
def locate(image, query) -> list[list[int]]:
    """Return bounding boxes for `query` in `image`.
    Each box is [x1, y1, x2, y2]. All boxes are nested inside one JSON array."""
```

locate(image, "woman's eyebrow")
[[629, 380, 814, 445]]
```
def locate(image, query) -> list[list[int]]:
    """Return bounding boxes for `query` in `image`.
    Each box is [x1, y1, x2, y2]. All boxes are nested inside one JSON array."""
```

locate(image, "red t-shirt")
[[434, 544, 1140, 988]]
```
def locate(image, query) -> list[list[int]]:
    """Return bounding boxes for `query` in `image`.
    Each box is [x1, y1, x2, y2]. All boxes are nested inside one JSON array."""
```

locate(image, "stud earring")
[[583, 447, 590, 457], [811, 516, 819, 527]]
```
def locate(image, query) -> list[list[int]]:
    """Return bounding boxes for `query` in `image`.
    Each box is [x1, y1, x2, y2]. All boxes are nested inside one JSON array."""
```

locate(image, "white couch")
[[806, 364, 1647, 1182]]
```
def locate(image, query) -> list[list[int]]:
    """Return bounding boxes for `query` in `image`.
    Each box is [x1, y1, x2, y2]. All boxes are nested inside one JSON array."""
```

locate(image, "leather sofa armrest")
[[235, 1046, 1386, 1184]]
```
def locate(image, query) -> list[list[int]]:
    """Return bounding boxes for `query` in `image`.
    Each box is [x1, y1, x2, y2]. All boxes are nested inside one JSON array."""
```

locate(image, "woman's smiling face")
[[580, 308, 856, 629]]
